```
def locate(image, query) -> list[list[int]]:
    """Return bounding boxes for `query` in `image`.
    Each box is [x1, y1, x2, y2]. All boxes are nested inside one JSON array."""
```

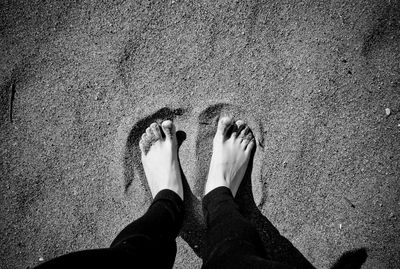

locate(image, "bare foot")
[[205, 116, 255, 197], [139, 120, 184, 200]]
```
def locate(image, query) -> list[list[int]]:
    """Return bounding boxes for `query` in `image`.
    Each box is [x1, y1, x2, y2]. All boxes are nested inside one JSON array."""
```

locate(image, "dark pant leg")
[[201, 186, 294, 269], [35, 189, 183, 269]]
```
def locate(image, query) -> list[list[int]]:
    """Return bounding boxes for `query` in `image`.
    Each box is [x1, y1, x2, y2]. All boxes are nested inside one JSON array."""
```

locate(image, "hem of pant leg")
[[153, 189, 183, 204], [151, 189, 184, 234], [152, 189, 184, 212], [202, 186, 232, 207], [202, 186, 236, 229]]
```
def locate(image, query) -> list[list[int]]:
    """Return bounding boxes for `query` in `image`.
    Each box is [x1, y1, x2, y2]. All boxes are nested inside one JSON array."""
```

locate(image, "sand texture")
[[1, 0, 399, 268]]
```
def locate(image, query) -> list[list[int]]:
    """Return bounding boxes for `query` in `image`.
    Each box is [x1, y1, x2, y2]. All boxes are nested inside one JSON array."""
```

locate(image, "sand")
[[1, 0, 399, 268]]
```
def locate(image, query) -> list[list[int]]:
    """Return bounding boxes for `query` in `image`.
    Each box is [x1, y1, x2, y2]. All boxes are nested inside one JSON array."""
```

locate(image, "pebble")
[[385, 108, 391, 116]]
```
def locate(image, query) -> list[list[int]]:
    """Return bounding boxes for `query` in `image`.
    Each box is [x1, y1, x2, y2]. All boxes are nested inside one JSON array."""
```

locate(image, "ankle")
[[205, 177, 229, 195]]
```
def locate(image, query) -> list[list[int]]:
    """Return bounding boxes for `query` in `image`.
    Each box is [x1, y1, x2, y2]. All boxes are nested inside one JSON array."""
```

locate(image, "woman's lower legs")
[[35, 189, 183, 269], [202, 186, 266, 267], [110, 189, 184, 268]]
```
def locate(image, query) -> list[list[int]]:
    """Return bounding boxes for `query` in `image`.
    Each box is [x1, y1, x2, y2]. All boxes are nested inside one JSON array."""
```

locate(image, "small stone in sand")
[[39, 257, 44, 262], [385, 108, 391, 116]]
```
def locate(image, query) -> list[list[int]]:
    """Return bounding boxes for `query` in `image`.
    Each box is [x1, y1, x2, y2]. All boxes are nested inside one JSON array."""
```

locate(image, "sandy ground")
[[1, 0, 399, 268]]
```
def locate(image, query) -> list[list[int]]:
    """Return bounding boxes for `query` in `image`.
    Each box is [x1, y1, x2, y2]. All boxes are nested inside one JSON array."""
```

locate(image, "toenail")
[[150, 123, 159, 131], [163, 120, 171, 125]]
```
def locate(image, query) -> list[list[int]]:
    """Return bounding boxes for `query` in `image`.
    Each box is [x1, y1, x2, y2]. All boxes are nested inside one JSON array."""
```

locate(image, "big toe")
[[217, 116, 233, 136], [161, 120, 176, 140], [150, 122, 162, 140]]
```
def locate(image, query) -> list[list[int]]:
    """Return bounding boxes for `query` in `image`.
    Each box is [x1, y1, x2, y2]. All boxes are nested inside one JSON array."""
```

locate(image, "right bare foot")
[[205, 116, 255, 197]]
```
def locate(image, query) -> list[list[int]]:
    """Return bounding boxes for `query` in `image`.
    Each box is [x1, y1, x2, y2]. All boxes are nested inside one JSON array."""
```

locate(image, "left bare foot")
[[139, 120, 184, 200]]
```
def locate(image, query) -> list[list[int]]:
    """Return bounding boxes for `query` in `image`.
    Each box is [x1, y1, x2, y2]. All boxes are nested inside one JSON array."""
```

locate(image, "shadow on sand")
[[178, 133, 315, 268], [331, 248, 367, 269], [234, 152, 316, 268], [179, 141, 368, 268]]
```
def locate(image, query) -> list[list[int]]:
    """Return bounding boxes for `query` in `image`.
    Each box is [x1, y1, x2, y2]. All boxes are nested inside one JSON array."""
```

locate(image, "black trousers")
[[35, 187, 293, 269]]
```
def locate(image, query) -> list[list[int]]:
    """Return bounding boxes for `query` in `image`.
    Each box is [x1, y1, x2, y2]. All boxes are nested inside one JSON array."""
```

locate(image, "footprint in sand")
[[113, 105, 205, 256], [194, 102, 265, 206], [112, 106, 188, 201], [113, 102, 265, 206]]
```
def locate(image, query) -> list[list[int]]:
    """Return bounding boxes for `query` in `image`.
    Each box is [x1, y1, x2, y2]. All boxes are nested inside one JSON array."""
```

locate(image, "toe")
[[150, 122, 162, 140], [217, 116, 233, 136], [161, 120, 176, 140], [145, 127, 157, 145], [245, 138, 256, 154], [146, 127, 153, 137], [241, 132, 253, 148], [139, 133, 147, 154], [238, 125, 249, 139]]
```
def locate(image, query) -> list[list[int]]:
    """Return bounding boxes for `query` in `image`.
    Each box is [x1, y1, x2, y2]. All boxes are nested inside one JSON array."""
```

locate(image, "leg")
[[36, 190, 182, 269], [110, 189, 183, 268], [111, 119, 184, 268], [202, 117, 294, 269], [35, 120, 184, 269]]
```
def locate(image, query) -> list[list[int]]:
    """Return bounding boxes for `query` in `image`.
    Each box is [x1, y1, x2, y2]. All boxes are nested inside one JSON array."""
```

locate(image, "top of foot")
[[139, 120, 184, 200], [205, 116, 255, 196]]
